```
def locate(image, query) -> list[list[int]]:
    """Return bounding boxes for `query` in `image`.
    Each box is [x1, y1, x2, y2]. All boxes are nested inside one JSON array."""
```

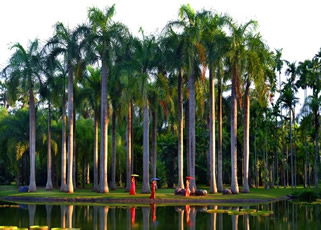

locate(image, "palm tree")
[[39, 54, 59, 191], [227, 20, 257, 193], [132, 32, 156, 193], [47, 22, 88, 193], [173, 4, 204, 192], [242, 34, 274, 192], [2, 39, 41, 192], [83, 66, 101, 191], [280, 62, 299, 189], [302, 52, 321, 188], [161, 28, 186, 189], [88, 5, 128, 193], [201, 11, 229, 193]]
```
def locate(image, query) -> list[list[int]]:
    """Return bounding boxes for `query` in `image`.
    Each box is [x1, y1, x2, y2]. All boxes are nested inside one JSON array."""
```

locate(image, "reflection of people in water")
[[186, 205, 191, 225], [185, 179, 190, 197], [150, 203, 156, 223], [130, 207, 136, 225], [150, 180, 156, 199], [130, 176, 136, 195]]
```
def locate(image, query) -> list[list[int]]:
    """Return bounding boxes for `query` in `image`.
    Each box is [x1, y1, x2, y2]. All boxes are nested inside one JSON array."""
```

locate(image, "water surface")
[[0, 200, 319, 229]]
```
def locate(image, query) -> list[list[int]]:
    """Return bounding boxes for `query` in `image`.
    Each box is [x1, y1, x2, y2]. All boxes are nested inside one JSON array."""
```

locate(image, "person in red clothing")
[[129, 176, 136, 195], [185, 176, 194, 197], [150, 180, 156, 199]]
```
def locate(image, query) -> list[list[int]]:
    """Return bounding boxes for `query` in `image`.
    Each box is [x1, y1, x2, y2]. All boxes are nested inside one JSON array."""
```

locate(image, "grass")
[[0, 184, 302, 206]]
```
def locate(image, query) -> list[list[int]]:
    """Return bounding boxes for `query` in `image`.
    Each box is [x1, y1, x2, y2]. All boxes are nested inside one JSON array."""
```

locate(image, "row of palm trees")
[[1, 4, 320, 194]]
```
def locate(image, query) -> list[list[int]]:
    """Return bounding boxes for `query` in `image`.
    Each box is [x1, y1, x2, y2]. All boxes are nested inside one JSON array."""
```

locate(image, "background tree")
[[2, 40, 41, 192]]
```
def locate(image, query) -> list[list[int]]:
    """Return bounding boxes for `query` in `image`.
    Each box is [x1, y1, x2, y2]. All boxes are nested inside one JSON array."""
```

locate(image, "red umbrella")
[[186, 176, 194, 180]]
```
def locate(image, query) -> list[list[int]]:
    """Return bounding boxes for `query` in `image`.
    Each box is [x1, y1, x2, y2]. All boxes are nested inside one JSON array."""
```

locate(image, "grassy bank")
[[0, 185, 302, 206]]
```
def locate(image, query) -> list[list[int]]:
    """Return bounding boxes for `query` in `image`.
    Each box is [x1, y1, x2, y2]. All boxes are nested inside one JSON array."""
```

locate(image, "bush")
[[292, 189, 319, 202]]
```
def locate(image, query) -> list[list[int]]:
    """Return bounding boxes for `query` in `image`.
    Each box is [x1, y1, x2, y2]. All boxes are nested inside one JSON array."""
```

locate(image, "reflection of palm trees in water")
[[60, 205, 66, 228], [99, 206, 109, 230], [175, 207, 184, 230], [67, 205, 73, 228], [93, 206, 98, 230], [232, 208, 239, 230], [28, 204, 36, 226], [46, 205, 52, 229], [142, 207, 150, 230], [209, 206, 217, 230]]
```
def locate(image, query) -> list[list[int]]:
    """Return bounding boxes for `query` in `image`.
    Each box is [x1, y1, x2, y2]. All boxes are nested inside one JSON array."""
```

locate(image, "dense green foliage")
[[0, 4, 320, 193]]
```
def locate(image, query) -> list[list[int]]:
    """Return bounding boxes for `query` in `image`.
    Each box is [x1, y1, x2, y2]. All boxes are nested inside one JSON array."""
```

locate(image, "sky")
[[1, 0, 321, 110]]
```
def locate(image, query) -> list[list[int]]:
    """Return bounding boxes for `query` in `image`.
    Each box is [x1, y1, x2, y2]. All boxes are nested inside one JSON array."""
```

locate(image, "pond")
[[0, 200, 319, 229]]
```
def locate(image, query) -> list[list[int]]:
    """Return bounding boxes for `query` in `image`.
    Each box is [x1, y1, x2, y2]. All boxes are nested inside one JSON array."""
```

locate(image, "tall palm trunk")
[[186, 100, 190, 178], [188, 71, 196, 192], [290, 109, 293, 189], [142, 101, 150, 193], [29, 87, 37, 192], [131, 101, 134, 174], [67, 62, 74, 193], [110, 108, 117, 190], [73, 108, 77, 189], [254, 123, 258, 188], [93, 108, 99, 191], [217, 74, 223, 192], [177, 71, 184, 189], [231, 63, 239, 194], [60, 85, 67, 192], [100, 59, 109, 193], [242, 83, 250, 193], [46, 102, 53, 190], [314, 109, 319, 188], [125, 102, 132, 192], [209, 67, 217, 193], [151, 110, 157, 181]]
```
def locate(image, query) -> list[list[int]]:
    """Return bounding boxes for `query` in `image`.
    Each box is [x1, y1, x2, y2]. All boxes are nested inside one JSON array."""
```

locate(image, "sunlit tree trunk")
[[242, 84, 250, 193], [188, 71, 196, 192], [67, 62, 74, 193], [142, 102, 150, 193], [231, 63, 239, 194], [217, 75, 223, 192], [209, 67, 217, 193], [110, 109, 117, 190], [99, 58, 109, 193], [177, 71, 184, 189], [29, 87, 37, 192], [86, 162, 90, 184], [314, 108, 319, 188], [290, 109, 293, 189], [46, 102, 53, 190], [93, 108, 99, 191], [73, 108, 77, 190], [60, 86, 67, 192], [126, 102, 132, 192], [151, 110, 157, 182], [186, 100, 190, 178]]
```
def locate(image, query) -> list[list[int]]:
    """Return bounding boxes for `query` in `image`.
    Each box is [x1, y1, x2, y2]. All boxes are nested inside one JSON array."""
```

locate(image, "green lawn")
[[0, 184, 303, 205]]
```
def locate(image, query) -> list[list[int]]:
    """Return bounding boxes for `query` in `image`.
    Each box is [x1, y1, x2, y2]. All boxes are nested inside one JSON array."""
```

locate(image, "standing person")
[[185, 177, 194, 197], [149, 178, 159, 199], [130, 174, 138, 195]]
